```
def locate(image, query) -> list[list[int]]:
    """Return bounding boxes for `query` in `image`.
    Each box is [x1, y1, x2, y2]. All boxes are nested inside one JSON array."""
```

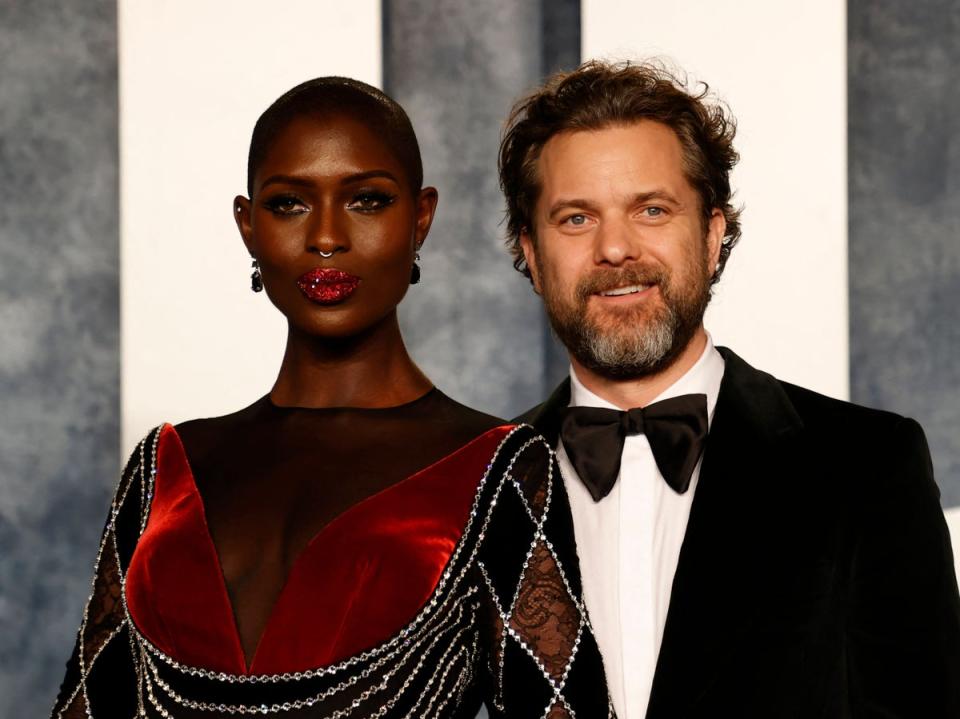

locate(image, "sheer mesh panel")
[[510, 540, 581, 682], [174, 390, 501, 665]]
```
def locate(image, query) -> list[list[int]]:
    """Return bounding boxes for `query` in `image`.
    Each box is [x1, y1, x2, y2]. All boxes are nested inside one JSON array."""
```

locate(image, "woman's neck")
[[269, 313, 432, 408]]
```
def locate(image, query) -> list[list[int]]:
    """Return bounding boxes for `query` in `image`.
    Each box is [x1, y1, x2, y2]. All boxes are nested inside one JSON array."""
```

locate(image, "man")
[[477, 61, 960, 717]]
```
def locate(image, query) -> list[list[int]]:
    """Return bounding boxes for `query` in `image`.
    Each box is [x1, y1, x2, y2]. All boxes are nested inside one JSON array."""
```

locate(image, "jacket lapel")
[[646, 347, 805, 717], [516, 377, 571, 448]]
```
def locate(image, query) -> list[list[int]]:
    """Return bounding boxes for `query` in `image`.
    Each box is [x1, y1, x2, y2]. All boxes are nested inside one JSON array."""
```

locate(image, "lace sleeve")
[[51, 428, 160, 719]]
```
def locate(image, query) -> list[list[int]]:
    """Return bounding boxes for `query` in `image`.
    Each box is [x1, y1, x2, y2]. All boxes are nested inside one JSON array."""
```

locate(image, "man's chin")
[[583, 302, 666, 335], [572, 313, 705, 381], [573, 350, 672, 381]]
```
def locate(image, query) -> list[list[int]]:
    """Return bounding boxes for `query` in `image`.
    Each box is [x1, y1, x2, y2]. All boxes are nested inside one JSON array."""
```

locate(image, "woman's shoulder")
[[173, 395, 266, 440], [422, 390, 510, 441], [414, 390, 556, 469], [165, 396, 271, 468]]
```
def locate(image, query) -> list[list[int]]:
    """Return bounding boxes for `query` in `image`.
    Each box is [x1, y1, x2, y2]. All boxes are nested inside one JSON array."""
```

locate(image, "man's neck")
[[570, 327, 709, 410]]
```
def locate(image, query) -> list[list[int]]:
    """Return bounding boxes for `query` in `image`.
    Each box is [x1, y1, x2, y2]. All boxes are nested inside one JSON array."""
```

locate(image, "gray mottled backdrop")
[[0, 0, 119, 714], [6, 0, 960, 714], [384, 0, 579, 420], [849, 1, 960, 507]]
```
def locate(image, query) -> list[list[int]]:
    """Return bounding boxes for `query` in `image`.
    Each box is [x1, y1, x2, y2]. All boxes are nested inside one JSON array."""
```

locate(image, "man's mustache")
[[575, 265, 669, 301]]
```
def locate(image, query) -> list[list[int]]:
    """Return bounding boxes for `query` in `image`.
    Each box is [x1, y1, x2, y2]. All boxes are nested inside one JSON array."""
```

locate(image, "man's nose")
[[593, 216, 640, 266]]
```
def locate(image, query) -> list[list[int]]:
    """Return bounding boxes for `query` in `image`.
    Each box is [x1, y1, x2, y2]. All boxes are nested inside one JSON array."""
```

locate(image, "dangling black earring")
[[410, 252, 421, 285], [250, 259, 263, 292]]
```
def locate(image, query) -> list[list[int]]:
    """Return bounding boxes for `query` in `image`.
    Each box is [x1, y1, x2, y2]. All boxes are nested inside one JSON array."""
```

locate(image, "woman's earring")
[[410, 252, 421, 285], [250, 259, 263, 292]]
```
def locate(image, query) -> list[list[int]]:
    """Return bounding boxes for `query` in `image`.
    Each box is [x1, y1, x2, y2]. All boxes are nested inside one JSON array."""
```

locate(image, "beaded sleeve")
[[475, 432, 615, 718], [51, 426, 163, 718]]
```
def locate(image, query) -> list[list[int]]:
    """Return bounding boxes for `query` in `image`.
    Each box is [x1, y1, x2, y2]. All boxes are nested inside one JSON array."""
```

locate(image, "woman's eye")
[[264, 195, 307, 215], [348, 191, 396, 212]]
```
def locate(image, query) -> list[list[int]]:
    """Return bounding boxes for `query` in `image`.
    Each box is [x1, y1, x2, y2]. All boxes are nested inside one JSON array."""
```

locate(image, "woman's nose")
[[306, 204, 349, 257]]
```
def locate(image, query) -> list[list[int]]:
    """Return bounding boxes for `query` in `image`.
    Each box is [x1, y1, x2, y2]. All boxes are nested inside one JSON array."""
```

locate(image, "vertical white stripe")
[[945, 508, 960, 583], [119, 0, 381, 452], [583, 0, 849, 401]]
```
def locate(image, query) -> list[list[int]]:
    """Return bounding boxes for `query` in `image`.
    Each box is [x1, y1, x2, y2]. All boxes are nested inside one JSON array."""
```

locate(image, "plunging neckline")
[[174, 424, 475, 672], [126, 422, 513, 675]]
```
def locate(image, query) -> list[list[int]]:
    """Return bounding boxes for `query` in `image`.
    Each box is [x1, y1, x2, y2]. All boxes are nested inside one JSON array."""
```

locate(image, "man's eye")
[[564, 214, 588, 226], [348, 191, 397, 211], [643, 207, 664, 217], [264, 195, 307, 215]]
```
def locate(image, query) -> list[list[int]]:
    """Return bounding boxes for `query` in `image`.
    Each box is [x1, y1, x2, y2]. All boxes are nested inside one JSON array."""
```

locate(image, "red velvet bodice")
[[124, 422, 513, 676]]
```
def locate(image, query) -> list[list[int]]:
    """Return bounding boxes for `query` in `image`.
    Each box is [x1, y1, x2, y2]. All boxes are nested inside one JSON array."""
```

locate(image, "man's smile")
[[597, 283, 653, 297], [590, 283, 658, 305]]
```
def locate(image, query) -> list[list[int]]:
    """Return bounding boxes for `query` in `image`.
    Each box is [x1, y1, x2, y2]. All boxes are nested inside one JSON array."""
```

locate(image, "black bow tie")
[[559, 394, 709, 501]]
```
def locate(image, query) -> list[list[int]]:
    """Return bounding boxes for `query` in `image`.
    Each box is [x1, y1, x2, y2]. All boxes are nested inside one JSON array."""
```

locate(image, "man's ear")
[[705, 209, 726, 274], [234, 195, 254, 254], [519, 229, 542, 294]]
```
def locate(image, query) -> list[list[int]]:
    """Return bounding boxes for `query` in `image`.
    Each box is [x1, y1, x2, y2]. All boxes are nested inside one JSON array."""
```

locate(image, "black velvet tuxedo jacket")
[[513, 347, 960, 718]]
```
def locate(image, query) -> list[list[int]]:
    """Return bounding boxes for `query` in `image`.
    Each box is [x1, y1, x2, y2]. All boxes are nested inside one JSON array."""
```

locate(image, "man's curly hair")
[[498, 60, 742, 285]]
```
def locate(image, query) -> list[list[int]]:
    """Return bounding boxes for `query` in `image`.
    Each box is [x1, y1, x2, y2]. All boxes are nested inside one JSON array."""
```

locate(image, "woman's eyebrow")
[[340, 170, 399, 185], [259, 170, 400, 193], [259, 174, 314, 190]]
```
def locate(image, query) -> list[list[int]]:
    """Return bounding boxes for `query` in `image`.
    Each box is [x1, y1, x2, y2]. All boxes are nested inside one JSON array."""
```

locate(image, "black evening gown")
[[51, 389, 561, 718]]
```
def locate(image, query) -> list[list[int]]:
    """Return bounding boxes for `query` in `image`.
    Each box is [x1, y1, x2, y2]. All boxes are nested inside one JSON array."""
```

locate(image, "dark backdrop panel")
[[383, 0, 579, 419], [849, 2, 960, 507], [0, 1, 119, 713]]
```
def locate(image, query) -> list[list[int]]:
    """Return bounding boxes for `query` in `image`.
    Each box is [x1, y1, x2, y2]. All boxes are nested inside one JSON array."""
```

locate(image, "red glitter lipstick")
[[296, 268, 360, 305]]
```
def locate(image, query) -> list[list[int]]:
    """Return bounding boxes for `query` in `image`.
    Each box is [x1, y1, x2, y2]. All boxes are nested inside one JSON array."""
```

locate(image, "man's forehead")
[[541, 121, 681, 161], [536, 122, 687, 198]]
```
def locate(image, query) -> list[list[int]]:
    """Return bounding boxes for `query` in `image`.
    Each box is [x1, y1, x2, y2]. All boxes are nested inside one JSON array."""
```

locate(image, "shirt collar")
[[568, 333, 726, 427]]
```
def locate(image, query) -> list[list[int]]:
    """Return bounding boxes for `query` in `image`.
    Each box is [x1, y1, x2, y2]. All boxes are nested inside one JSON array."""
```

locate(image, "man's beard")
[[539, 258, 712, 381]]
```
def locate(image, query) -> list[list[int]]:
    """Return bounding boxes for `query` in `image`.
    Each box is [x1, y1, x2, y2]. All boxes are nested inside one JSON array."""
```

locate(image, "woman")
[[51, 78, 545, 718]]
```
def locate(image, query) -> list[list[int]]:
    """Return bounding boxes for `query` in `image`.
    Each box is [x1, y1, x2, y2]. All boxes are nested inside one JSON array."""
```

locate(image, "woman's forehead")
[[254, 113, 410, 187]]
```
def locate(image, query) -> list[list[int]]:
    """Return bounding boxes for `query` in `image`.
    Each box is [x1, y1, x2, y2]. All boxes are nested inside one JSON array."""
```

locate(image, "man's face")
[[521, 121, 725, 380]]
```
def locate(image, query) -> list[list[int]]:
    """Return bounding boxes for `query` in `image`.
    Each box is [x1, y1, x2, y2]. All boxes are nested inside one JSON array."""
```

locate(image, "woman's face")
[[234, 113, 437, 339]]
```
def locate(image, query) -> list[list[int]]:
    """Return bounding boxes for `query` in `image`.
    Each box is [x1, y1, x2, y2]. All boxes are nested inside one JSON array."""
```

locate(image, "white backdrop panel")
[[119, 0, 381, 453], [583, 0, 848, 400], [949, 509, 960, 583]]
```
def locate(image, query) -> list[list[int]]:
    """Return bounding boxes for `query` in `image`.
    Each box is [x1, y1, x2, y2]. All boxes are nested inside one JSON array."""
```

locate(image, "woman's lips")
[[296, 268, 361, 305]]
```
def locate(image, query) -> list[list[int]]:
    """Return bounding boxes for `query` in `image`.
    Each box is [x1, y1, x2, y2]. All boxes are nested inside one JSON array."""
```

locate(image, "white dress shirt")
[[557, 336, 725, 718]]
